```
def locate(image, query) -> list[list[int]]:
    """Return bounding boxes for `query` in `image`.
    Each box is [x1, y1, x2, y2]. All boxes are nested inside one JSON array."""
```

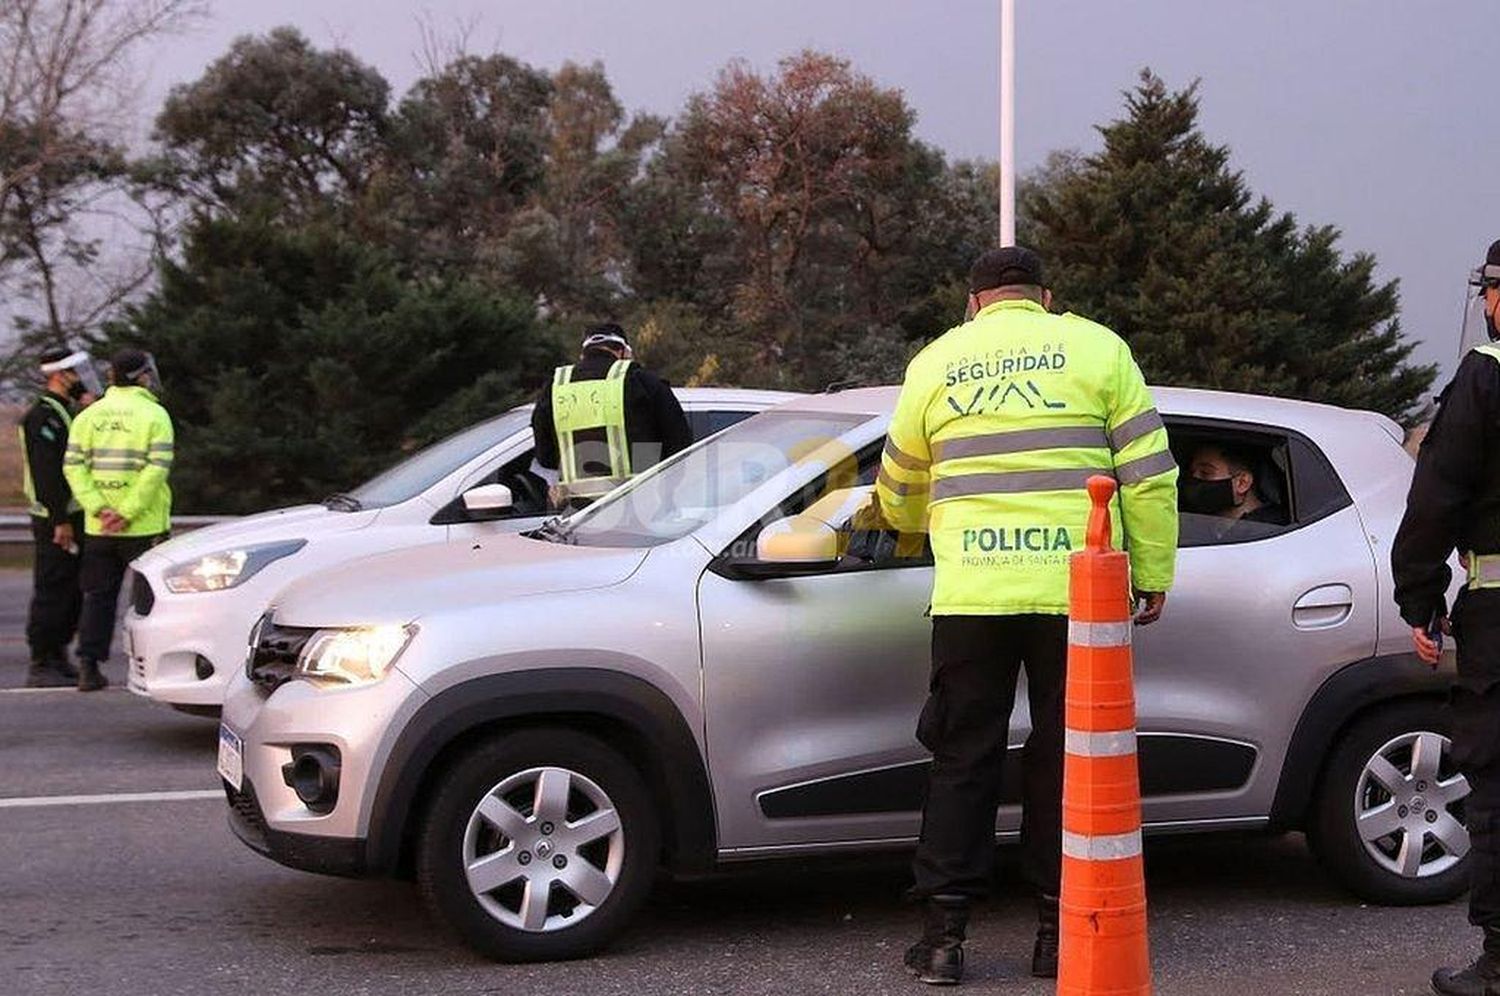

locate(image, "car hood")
[[270, 532, 649, 628], [141, 504, 381, 568]]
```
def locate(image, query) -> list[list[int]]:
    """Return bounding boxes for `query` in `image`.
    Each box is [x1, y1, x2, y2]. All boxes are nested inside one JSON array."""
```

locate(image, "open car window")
[[1166, 417, 1352, 548], [719, 440, 933, 572]]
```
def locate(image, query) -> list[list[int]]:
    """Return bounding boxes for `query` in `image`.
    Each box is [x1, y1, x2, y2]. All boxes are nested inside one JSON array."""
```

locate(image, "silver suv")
[[219, 387, 1465, 962]]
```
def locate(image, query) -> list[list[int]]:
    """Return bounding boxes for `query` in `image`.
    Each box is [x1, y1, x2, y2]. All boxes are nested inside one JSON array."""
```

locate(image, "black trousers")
[[1451, 588, 1500, 930], [26, 515, 83, 661], [78, 534, 162, 664], [911, 614, 1069, 900]]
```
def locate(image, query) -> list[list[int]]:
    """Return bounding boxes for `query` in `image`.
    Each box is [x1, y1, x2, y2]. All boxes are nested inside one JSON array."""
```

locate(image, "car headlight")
[[163, 540, 307, 594], [294, 624, 418, 687]]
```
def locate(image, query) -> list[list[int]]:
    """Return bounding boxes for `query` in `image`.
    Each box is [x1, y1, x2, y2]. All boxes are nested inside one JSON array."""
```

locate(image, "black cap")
[[968, 246, 1045, 294], [111, 348, 150, 383], [1487, 239, 1500, 268], [38, 346, 71, 367]]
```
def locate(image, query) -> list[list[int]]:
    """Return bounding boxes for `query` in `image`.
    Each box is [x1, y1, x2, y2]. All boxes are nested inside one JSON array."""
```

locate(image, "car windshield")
[[347, 409, 531, 509], [561, 410, 873, 548]]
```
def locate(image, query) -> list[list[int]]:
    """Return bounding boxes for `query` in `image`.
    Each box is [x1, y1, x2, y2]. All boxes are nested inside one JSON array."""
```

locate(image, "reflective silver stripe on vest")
[[878, 467, 928, 497], [1108, 409, 1166, 451], [932, 426, 1110, 464], [90, 448, 149, 459], [1065, 728, 1138, 757], [91, 458, 146, 472], [1115, 449, 1178, 485], [1068, 620, 1132, 648], [931, 467, 1114, 501], [883, 438, 929, 472], [1062, 829, 1143, 862]]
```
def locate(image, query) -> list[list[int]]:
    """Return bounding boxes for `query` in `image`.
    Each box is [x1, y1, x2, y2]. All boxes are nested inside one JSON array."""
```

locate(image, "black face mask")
[[65, 378, 87, 400], [1180, 476, 1236, 515], [1487, 300, 1499, 342]]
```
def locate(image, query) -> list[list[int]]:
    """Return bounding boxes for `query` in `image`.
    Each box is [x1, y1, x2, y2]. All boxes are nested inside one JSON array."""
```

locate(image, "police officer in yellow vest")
[[1395, 240, 1500, 996], [18, 348, 100, 687], [531, 325, 691, 506], [63, 349, 173, 692], [873, 248, 1179, 985]]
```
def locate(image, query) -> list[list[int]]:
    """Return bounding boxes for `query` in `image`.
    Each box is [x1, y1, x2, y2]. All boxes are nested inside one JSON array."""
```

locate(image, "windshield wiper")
[[322, 493, 363, 512], [528, 516, 575, 544]]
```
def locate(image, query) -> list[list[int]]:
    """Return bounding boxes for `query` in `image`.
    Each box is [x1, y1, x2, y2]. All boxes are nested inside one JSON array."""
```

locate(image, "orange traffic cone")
[[1056, 475, 1152, 996]]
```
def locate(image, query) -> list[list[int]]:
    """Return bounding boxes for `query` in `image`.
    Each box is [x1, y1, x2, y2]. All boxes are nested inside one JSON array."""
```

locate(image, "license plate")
[[217, 725, 244, 791]]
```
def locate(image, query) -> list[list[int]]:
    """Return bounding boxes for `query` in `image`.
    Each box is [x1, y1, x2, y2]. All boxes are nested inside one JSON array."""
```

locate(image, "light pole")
[[999, 0, 1016, 247]]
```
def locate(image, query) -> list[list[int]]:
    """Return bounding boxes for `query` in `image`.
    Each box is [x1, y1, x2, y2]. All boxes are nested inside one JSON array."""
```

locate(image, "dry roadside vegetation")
[[1, 403, 25, 507]]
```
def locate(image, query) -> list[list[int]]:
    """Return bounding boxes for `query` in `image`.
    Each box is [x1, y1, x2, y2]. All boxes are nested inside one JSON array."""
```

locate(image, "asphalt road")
[[0, 569, 1479, 995]]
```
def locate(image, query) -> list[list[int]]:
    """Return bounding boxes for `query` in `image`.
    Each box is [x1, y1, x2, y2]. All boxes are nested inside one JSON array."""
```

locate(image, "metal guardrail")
[[0, 513, 234, 544]]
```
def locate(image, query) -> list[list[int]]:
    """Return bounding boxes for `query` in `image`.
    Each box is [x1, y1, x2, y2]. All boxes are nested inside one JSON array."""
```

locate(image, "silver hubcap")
[[1355, 730, 1471, 879], [462, 766, 624, 932]]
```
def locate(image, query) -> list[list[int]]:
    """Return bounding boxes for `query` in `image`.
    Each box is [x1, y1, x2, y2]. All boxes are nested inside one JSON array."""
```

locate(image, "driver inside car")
[[1181, 442, 1287, 524]]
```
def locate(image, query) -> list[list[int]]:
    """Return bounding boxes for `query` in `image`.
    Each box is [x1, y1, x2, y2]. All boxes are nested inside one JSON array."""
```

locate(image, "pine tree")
[[1023, 71, 1435, 423]]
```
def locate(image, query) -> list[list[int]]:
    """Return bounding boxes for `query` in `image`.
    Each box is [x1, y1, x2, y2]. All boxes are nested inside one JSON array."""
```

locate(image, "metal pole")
[[999, 0, 1016, 247]]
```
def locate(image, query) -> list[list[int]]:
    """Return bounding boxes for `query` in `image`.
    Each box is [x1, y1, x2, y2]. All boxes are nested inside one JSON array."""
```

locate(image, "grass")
[[1, 402, 26, 508]]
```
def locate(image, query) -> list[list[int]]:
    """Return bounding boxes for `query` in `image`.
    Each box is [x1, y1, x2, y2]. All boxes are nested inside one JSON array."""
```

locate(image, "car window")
[[687, 408, 757, 440], [720, 440, 933, 572], [443, 407, 772, 524], [562, 411, 873, 548], [1167, 418, 1351, 548], [348, 409, 531, 510]]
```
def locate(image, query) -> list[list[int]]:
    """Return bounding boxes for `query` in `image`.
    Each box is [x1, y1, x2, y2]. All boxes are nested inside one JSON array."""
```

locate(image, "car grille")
[[130, 571, 155, 617], [245, 622, 317, 691]]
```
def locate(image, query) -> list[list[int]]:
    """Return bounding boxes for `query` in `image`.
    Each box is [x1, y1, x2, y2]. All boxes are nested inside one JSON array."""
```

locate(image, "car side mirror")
[[461, 483, 514, 520], [728, 514, 843, 579]]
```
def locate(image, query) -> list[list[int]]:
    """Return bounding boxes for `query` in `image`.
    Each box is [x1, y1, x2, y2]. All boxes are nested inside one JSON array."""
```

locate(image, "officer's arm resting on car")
[[1106, 339, 1179, 620], [873, 374, 934, 537]]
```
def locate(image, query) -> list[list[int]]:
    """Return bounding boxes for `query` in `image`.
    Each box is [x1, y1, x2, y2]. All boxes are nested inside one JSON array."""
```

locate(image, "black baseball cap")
[[968, 246, 1045, 293]]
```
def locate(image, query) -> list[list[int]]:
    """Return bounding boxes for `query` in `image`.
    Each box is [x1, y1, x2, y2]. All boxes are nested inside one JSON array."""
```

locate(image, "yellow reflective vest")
[[551, 360, 633, 493], [63, 385, 174, 537], [876, 299, 1179, 615]]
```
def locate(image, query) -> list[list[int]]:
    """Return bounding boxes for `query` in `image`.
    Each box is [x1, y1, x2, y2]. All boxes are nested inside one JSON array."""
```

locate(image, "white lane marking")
[[0, 789, 221, 809], [0, 686, 125, 695]]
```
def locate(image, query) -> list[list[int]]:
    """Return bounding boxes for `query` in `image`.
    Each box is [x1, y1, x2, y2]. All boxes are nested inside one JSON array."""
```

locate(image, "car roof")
[[768, 384, 1404, 444], [503, 386, 800, 417]]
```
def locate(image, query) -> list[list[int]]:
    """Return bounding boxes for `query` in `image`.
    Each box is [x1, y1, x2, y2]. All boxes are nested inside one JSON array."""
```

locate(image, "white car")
[[124, 389, 794, 712]]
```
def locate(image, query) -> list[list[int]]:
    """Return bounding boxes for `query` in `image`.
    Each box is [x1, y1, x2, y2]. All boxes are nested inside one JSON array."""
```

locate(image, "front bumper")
[[220, 665, 427, 875], [124, 576, 256, 707], [224, 776, 370, 877]]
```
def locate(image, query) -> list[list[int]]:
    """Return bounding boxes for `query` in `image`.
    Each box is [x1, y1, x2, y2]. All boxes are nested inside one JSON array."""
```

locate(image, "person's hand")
[[51, 522, 74, 550], [1412, 618, 1449, 667], [98, 508, 127, 534], [1133, 590, 1167, 626]]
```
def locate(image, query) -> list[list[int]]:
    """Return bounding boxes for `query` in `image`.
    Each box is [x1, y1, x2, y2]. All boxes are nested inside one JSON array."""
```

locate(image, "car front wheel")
[[1309, 699, 1472, 905], [416, 728, 660, 961]]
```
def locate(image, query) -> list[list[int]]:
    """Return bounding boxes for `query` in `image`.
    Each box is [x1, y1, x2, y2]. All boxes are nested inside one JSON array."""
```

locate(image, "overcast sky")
[[135, 0, 1495, 392]]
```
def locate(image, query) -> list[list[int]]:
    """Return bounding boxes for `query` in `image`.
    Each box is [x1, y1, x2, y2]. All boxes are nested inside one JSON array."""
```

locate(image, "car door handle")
[[1292, 584, 1354, 630]]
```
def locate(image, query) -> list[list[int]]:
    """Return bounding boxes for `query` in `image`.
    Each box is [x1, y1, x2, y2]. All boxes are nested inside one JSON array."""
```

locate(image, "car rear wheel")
[[1309, 699, 1471, 905], [416, 728, 660, 961]]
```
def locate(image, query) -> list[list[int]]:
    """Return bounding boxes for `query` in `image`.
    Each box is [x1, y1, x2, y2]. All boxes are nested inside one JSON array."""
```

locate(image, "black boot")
[[1432, 929, 1500, 996], [24, 658, 73, 688], [49, 653, 79, 681], [76, 658, 108, 692], [1031, 893, 1059, 979], [903, 895, 967, 986]]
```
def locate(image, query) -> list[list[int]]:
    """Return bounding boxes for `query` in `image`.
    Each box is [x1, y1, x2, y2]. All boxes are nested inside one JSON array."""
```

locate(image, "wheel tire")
[[416, 728, 661, 961], [1308, 699, 1470, 905]]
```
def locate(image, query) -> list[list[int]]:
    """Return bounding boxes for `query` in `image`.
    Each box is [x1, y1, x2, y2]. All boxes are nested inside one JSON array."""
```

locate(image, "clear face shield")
[[113, 352, 161, 392], [39, 350, 104, 399], [1461, 263, 1500, 355]]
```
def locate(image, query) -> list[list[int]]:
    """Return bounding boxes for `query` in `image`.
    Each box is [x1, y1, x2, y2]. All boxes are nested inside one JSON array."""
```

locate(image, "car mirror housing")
[[462, 483, 514, 519], [719, 514, 844, 580]]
